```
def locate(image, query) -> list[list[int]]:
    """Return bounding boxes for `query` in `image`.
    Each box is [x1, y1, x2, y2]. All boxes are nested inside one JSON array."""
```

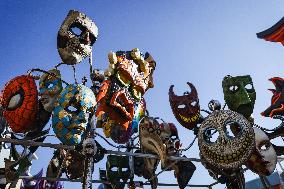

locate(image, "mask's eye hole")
[[46, 83, 54, 89], [259, 141, 270, 151], [70, 26, 82, 36], [178, 104, 185, 109], [245, 83, 253, 91], [224, 121, 243, 138], [66, 105, 78, 113], [191, 101, 197, 106], [7, 93, 23, 110], [121, 168, 128, 172], [229, 85, 238, 92], [110, 167, 118, 172], [204, 128, 219, 143]]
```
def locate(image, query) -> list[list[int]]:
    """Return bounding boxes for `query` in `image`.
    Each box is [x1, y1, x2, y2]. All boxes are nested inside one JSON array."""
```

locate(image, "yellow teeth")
[[179, 113, 199, 123]]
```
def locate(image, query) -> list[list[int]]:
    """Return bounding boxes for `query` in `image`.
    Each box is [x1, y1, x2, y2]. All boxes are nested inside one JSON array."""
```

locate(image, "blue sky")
[[1, 1, 284, 188]]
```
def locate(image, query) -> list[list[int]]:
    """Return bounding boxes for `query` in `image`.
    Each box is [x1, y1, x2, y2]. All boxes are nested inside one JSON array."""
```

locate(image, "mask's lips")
[[261, 77, 284, 117], [110, 90, 134, 120]]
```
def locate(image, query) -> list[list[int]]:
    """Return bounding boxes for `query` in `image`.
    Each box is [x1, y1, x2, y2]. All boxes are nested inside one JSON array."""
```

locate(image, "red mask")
[[169, 82, 200, 130], [1, 75, 38, 133]]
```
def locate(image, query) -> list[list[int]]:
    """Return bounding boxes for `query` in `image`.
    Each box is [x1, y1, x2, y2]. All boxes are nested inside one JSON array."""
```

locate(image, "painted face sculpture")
[[0, 75, 38, 133], [139, 116, 166, 167], [65, 150, 85, 179], [159, 122, 181, 162], [169, 82, 200, 130], [57, 10, 98, 65], [52, 84, 96, 145], [96, 49, 156, 143], [198, 110, 255, 170], [39, 69, 63, 112], [106, 155, 130, 189], [222, 75, 256, 118], [246, 127, 277, 176], [261, 77, 284, 117]]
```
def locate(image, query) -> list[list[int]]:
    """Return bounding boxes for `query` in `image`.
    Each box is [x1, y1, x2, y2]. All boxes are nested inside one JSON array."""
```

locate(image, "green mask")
[[222, 75, 256, 118], [106, 155, 130, 189]]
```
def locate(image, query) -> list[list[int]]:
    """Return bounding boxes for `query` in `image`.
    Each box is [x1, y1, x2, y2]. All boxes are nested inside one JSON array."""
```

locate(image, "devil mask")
[[57, 10, 98, 65], [246, 127, 277, 176], [169, 82, 200, 130], [0, 75, 38, 133], [52, 84, 96, 145], [106, 155, 130, 189], [96, 49, 156, 143], [198, 110, 255, 170], [39, 69, 63, 112], [261, 77, 284, 117], [222, 75, 256, 118]]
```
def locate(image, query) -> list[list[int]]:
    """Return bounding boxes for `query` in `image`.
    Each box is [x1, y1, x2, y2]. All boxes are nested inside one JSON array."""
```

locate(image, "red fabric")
[[1, 75, 38, 133]]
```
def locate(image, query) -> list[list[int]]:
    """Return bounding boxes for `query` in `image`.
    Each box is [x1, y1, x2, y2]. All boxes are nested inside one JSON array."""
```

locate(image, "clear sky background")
[[0, 1, 284, 189]]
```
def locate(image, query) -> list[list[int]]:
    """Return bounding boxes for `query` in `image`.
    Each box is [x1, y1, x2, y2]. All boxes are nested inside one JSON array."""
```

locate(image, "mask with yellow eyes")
[[96, 49, 156, 143], [52, 84, 96, 145]]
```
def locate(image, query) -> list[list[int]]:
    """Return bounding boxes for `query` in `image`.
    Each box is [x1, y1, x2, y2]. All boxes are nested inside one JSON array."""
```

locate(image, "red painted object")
[[1, 75, 38, 133]]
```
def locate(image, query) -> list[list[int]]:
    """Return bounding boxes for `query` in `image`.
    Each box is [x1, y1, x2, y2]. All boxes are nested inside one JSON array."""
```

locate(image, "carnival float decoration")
[[1, 8, 284, 189]]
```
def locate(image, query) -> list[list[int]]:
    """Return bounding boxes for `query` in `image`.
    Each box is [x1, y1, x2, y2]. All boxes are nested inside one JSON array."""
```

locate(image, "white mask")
[[246, 127, 277, 176]]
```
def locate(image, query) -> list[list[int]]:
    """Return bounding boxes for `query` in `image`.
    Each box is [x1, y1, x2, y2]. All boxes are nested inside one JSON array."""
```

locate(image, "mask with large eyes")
[[0, 75, 38, 133], [96, 49, 155, 143], [222, 75, 256, 118], [246, 127, 277, 176], [57, 10, 98, 65], [39, 69, 63, 112], [52, 84, 96, 145], [169, 82, 200, 130], [198, 110, 255, 170], [106, 155, 130, 189]]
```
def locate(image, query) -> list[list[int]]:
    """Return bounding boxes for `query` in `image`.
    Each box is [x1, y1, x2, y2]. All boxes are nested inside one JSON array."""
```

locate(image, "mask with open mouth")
[[57, 10, 98, 65], [96, 49, 156, 143], [261, 77, 284, 117], [246, 127, 277, 176], [52, 84, 96, 145], [222, 75, 256, 119], [198, 110, 255, 170], [169, 82, 200, 130], [0, 75, 39, 133], [39, 69, 63, 112]]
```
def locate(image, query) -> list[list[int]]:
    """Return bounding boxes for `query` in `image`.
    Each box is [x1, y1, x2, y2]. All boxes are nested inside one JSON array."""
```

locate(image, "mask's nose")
[[80, 31, 91, 45]]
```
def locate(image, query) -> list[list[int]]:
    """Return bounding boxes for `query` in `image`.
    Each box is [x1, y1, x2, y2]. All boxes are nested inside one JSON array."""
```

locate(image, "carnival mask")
[[52, 84, 96, 145], [39, 69, 63, 112], [246, 127, 277, 176], [222, 75, 256, 118], [198, 110, 255, 170], [65, 150, 85, 179], [261, 77, 284, 117], [169, 82, 200, 130], [96, 49, 156, 143], [57, 10, 98, 65], [106, 155, 130, 189], [0, 75, 38, 133], [159, 122, 180, 162], [139, 116, 166, 167]]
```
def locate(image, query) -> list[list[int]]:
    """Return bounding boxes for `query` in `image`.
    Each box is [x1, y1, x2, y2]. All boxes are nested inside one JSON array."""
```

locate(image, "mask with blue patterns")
[[52, 84, 96, 145]]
